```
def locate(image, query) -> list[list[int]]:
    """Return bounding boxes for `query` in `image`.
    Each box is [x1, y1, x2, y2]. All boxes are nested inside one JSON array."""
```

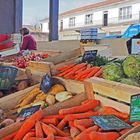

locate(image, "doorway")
[[103, 11, 108, 26]]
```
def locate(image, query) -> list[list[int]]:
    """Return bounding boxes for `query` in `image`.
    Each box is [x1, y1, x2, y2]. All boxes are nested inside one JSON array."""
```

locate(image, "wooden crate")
[[28, 48, 82, 75], [0, 77, 86, 138], [85, 78, 140, 140], [31, 50, 62, 57]]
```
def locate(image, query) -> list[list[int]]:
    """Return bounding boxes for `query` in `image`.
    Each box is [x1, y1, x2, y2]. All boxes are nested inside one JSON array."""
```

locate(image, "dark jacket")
[[127, 32, 140, 54]]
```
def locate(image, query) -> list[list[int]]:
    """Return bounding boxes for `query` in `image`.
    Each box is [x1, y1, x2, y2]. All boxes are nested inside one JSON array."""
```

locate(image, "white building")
[[40, 0, 140, 40]]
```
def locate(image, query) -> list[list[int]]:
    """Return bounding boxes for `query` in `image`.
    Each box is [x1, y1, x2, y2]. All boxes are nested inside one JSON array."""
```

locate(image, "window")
[[85, 14, 93, 24], [119, 6, 132, 20], [69, 17, 76, 27]]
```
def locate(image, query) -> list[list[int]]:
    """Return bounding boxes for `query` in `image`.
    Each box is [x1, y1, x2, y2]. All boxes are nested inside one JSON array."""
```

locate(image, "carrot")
[[74, 134, 91, 140], [46, 134, 54, 140], [23, 132, 36, 140], [29, 138, 47, 140], [64, 111, 99, 121], [74, 125, 99, 140], [57, 64, 76, 72], [74, 124, 86, 131], [63, 128, 70, 136], [42, 123, 56, 136], [59, 99, 100, 115], [43, 115, 64, 120], [54, 136, 72, 140], [75, 66, 87, 74], [75, 67, 95, 80], [81, 99, 94, 105], [30, 129, 36, 132], [100, 106, 129, 119], [69, 121, 75, 127], [119, 128, 131, 135], [57, 119, 68, 130], [132, 121, 140, 127], [63, 64, 87, 77], [49, 124, 67, 137], [94, 68, 103, 77], [89, 131, 120, 140], [74, 119, 94, 128], [2, 131, 17, 140], [70, 127, 80, 138], [35, 121, 44, 138], [14, 110, 43, 140], [86, 67, 101, 78], [41, 118, 59, 125], [56, 68, 73, 77]]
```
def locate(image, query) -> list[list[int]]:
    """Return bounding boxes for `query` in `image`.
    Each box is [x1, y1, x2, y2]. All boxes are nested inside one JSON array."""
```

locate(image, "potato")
[[55, 91, 72, 102], [46, 95, 56, 105], [17, 81, 28, 91]]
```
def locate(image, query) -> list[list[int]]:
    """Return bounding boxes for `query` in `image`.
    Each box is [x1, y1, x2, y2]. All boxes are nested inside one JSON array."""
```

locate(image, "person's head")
[[20, 28, 30, 36]]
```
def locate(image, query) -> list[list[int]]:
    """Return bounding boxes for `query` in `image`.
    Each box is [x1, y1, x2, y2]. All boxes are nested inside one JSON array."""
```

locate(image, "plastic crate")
[[0, 66, 18, 90]]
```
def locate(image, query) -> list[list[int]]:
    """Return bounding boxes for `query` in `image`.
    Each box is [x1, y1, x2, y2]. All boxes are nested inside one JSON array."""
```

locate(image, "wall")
[[37, 40, 80, 51]]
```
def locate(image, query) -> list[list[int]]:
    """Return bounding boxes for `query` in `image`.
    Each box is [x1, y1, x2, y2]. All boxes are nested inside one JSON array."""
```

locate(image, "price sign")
[[82, 50, 98, 63], [130, 94, 140, 122], [91, 115, 132, 131], [18, 105, 41, 118]]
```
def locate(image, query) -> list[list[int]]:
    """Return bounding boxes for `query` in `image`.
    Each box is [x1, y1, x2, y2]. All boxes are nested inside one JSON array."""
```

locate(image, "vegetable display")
[[102, 55, 140, 87], [2, 99, 139, 140], [56, 63, 102, 81]]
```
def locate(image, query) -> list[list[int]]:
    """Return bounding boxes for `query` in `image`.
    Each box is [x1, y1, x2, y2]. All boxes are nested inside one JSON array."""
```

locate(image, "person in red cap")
[[20, 28, 37, 51]]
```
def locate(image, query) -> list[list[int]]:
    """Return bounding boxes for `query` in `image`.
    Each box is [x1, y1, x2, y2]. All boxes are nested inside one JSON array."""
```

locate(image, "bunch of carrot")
[[56, 63, 103, 81], [2, 99, 139, 140]]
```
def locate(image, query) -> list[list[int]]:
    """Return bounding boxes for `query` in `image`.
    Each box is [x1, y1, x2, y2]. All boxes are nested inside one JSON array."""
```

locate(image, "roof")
[[41, 0, 127, 22]]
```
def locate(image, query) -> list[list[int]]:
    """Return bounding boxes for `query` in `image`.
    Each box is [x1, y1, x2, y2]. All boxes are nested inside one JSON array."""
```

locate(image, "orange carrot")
[[94, 68, 103, 77], [23, 132, 36, 140], [74, 125, 99, 140], [70, 126, 80, 138], [69, 121, 75, 127], [100, 106, 128, 119], [86, 67, 101, 78], [75, 66, 87, 74], [132, 121, 140, 127], [74, 124, 86, 131], [46, 134, 54, 140], [43, 115, 64, 120], [59, 100, 100, 115], [2, 131, 17, 140], [57, 119, 68, 130], [42, 123, 56, 136], [41, 118, 58, 125], [57, 64, 76, 72], [81, 99, 94, 105], [119, 128, 131, 135], [49, 124, 67, 137], [89, 131, 120, 140], [74, 119, 94, 128], [74, 134, 91, 140], [64, 111, 99, 121], [55, 136, 72, 140], [14, 110, 43, 140], [29, 138, 47, 140], [35, 121, 44, 138]]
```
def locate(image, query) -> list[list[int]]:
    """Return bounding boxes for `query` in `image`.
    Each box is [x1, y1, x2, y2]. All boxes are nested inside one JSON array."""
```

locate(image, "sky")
[[23, 0, 104, 25]]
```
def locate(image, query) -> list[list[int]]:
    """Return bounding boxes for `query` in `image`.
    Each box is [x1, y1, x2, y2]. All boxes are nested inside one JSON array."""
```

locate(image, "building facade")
[[41, 0, 140, 40]]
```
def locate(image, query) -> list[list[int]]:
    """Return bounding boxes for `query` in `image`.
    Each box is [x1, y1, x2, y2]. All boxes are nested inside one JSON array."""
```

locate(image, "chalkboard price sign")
[[91, 115, 132, 131], [130, 94, 140, 122], [18, 105, 41, 118]]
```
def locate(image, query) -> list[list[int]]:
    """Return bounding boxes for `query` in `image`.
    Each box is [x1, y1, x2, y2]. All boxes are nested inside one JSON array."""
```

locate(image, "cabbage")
[[102, 63, 124, 81], [120, 78, 140, 87], [123, 55, 140, 78]]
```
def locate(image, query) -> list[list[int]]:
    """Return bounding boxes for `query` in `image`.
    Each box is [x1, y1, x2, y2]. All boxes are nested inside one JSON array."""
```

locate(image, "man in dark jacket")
[[127, 32, 140, 54]]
